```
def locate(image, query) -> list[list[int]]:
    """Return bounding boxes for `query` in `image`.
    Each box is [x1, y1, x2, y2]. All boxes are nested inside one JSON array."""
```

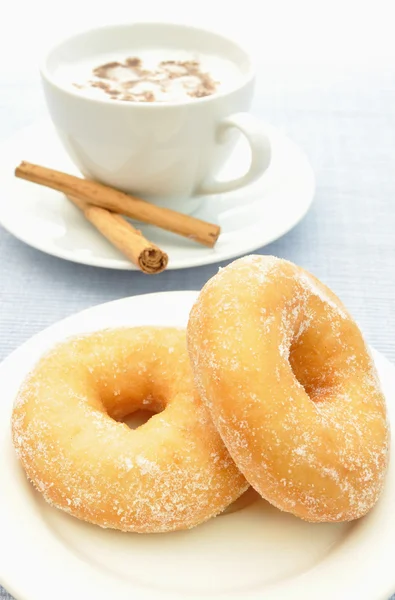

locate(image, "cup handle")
[[197, 112, 271, 195]]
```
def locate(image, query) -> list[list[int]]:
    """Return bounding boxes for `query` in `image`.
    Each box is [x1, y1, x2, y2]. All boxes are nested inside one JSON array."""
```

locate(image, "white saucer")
[[0, 120, 314, 270], [0, 291, 394, 600]]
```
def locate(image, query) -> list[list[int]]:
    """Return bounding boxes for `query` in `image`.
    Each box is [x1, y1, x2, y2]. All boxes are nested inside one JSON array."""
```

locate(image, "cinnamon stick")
[[68, 195, 168, 274], [15, 162, 220, 248]]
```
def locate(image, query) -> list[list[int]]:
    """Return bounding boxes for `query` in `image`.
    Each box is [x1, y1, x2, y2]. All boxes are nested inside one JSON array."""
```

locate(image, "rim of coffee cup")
[[40, 21, 256, 108]]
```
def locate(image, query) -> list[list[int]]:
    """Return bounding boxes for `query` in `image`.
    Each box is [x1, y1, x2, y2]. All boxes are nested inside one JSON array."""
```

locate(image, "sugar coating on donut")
[[12, 327, 248, 532], [187, 255, 390, 522]]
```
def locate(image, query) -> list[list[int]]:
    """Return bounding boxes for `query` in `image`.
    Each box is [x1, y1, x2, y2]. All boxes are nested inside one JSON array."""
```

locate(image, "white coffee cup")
[[41, 23, 271, 213]]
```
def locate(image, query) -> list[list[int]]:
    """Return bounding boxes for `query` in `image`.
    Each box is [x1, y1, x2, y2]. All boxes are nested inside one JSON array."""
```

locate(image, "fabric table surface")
[[1, 63, 394, 600]]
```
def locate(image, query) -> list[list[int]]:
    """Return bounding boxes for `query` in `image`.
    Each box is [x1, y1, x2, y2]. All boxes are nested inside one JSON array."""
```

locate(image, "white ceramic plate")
[[1, 291, 394, 600], [0, 119, 314, 270]]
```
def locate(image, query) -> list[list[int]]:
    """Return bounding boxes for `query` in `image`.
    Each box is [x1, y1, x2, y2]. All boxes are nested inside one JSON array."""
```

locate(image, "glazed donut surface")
[[187, 256, 390, 522], [12, 327, 248, 532]]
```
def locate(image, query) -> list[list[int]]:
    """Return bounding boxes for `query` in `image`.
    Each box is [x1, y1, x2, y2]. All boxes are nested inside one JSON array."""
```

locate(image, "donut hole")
[[289, 344, 314, 396], [120, 409, 158, 430], [106, 396, 165, 426], [99, 386, 166, 422], [289, 336, 334, 403]]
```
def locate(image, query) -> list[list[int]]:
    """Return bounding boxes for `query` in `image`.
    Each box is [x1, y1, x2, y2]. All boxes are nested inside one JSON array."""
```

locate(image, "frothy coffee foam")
[[57, 50, 242, 103]]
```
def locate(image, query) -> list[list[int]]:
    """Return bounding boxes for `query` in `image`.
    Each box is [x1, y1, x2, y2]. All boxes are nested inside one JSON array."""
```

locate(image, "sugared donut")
[[187, 255, 390, 522], [12, 327, 248, 532]]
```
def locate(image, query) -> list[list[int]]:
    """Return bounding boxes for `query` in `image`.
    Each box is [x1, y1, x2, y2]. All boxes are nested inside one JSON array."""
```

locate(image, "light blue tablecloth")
[[1, 64, 394, 600]]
